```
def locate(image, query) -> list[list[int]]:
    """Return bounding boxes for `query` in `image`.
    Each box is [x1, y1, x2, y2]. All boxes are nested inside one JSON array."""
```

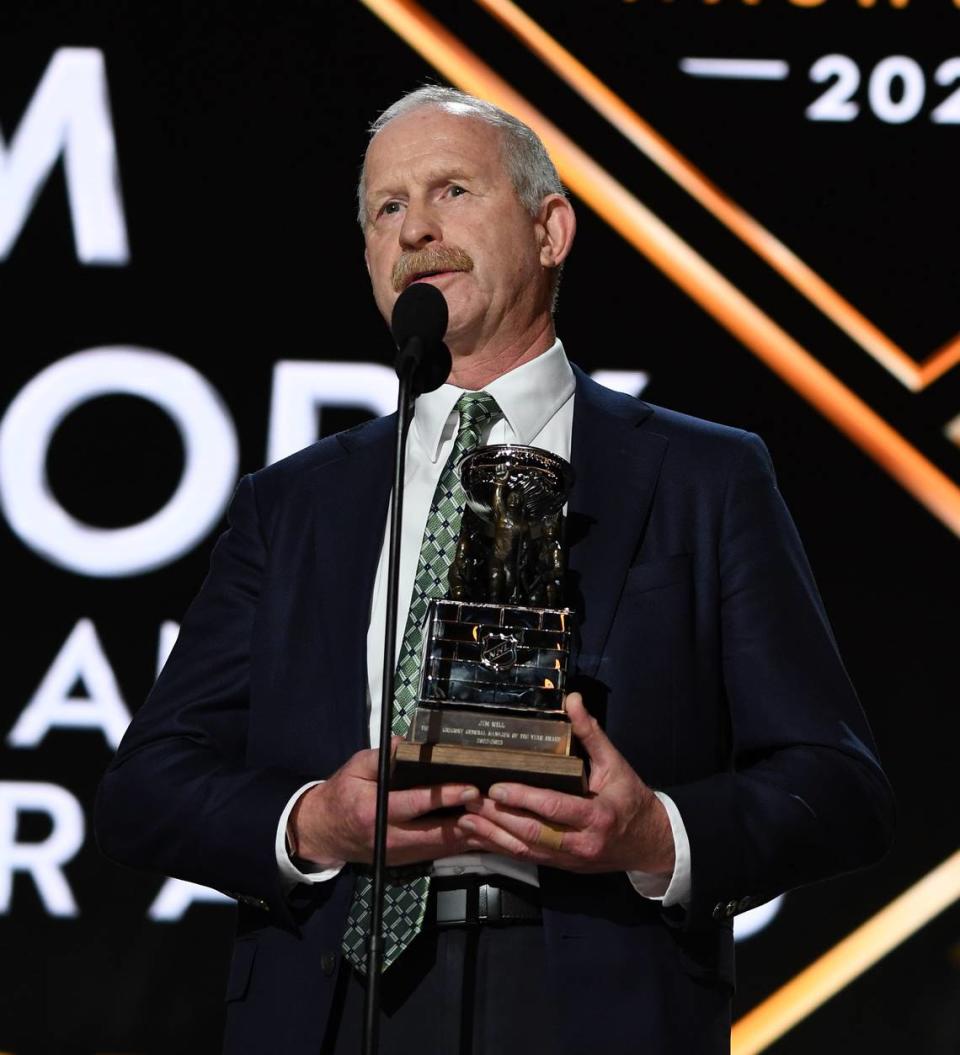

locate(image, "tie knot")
[[455, 391, 501, 432]]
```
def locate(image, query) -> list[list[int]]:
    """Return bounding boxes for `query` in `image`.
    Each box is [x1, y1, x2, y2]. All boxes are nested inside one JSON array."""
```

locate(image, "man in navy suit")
[[96, 87, 894, 1054]]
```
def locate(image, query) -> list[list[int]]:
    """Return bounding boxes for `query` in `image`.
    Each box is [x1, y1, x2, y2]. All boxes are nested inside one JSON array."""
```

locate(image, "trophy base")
[[392, 741, 587, 795]]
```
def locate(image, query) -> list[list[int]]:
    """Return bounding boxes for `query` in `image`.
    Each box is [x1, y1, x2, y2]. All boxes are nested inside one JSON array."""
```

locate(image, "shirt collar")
[[413, 339, 575, 463]]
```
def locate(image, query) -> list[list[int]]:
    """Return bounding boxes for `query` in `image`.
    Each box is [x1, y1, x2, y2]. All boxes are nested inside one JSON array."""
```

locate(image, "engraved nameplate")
[[409, 705, 572, 755]]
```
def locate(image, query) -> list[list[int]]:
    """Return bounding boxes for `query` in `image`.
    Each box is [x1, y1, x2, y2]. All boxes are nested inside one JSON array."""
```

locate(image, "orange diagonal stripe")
[[920, 332, 960, 387], [732, 849, 960, 1054], [476, 0, 960, 391], [360, 0, 960, 537]]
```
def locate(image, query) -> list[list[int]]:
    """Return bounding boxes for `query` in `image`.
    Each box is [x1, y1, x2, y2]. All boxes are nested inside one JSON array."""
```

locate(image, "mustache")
[[392, 245, 474, 292]]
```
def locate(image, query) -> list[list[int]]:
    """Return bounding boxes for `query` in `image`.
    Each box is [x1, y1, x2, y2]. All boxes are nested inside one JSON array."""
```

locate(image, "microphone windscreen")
[[411, 342, 452, 395], [390, 283, 449, 350]]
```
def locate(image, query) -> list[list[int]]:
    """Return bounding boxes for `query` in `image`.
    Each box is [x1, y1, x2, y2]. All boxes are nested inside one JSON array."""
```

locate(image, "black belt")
[[427, 876, 542, 928]]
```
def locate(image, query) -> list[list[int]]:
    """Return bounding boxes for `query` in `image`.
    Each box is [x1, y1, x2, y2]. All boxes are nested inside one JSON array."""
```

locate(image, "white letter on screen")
[[156, 621, 180, 679], [734, 895, 784, 942], [0, 346, 238, 577], [0, 48, 128, 263], [0, 782, 84, 916], [148, 878, 232, 921], [589, 370, 649, 397], [7, 619, 130, 750], [266, 361, 398, 465]]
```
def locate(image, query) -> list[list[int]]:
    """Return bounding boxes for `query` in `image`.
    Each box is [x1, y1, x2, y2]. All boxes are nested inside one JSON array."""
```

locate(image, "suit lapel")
[[567, 366, 666, 679], [316, 415, 396, 757]]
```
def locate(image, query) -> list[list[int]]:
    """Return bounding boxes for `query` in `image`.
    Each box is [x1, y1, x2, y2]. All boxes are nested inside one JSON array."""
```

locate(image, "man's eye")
[[380, 201, 403, 216], [448, 185, 467, 198]]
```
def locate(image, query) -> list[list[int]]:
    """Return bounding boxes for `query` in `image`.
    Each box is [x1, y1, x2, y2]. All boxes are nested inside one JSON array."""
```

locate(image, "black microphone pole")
[[363, 345, 415, 1055], [363, 284, 451, 1055]]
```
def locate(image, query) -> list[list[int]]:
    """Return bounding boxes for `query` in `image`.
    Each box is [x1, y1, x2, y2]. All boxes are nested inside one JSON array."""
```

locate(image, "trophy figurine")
[[393, 445, 587, 794]]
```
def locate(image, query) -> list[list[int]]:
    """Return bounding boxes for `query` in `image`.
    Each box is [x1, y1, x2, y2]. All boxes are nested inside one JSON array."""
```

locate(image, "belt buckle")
[[478, 882, 501, 922], [432, 879, 540, 927], [435, 886, 470, 926]]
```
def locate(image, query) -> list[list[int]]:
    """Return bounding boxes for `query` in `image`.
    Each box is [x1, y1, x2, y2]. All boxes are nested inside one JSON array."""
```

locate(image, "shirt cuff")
[[275, 780, 346, 893], [625, 791, 691, 908]]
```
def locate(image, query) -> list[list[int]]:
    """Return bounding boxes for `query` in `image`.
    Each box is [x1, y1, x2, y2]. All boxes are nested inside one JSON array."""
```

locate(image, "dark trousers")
[[321, 922, 560, 1055]]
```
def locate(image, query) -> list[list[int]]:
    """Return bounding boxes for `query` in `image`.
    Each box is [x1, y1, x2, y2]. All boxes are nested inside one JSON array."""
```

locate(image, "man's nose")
[[398, 200, 441, 250]]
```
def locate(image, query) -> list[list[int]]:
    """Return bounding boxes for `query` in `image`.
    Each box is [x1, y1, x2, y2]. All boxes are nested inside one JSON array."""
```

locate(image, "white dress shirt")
[[275, 341, 691, 906]]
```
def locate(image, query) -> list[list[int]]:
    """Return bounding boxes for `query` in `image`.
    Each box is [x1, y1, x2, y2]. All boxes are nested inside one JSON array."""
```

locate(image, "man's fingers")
[[457, 810, 536, 859], [460, 797, 576, 849], [344, 746, 383, 780], [385, 816, 473, 865], [387, 783, 479, 823], [479, 782, 593, 828], [565, 693, 619, 767], [343, 737, 403, 782]]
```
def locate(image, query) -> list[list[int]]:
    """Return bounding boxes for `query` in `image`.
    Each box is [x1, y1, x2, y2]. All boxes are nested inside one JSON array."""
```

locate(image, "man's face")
[[362, 107, 551, 355]]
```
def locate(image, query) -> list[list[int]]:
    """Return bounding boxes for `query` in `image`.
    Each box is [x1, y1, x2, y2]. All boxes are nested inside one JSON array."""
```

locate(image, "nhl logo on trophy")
[[480, 633, 519, 671], [393, 445, 586, 794]]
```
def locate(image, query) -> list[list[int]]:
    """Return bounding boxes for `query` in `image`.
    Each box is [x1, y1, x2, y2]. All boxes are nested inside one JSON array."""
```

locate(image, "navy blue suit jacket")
[[96, 366, 894, 1054]]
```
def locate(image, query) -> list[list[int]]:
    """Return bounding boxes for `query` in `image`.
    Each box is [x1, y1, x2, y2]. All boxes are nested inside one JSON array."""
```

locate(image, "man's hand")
[[289, 742, 480, 868], [455, 694, 676, 876]]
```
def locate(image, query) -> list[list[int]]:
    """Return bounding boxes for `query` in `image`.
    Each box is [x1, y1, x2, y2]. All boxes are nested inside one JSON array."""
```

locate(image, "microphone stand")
[[362, 340, 420, 1055]]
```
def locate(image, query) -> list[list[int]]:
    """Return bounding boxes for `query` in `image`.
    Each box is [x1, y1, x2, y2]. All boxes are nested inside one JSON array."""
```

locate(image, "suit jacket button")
[[725, 900, 738, 918], [321, 951, 337, 977], [712, 902, 724, 921], [738, 896, 754, 913]]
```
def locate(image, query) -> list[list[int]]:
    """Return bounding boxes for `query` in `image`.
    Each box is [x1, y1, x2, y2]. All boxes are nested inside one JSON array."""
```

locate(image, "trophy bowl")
[[459, 445, 574, 525]]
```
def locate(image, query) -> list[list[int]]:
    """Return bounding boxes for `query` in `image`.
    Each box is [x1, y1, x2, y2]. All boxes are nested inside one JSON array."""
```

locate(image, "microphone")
[[390, 283, 452, 396]]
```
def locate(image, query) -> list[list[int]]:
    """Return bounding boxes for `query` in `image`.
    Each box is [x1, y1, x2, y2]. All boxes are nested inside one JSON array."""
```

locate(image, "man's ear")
[[536, 194, 576, 270]]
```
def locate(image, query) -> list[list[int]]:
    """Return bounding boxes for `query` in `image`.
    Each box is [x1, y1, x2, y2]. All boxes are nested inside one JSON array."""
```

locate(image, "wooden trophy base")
[[393, 741, 586, 795]]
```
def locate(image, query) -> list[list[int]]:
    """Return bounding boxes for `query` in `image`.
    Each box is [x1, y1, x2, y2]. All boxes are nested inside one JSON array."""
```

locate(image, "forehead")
[[364, 107, 508, 189]]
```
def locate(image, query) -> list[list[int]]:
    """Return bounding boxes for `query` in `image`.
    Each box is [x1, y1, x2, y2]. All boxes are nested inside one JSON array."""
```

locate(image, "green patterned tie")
[[341, 391, 502, 974]]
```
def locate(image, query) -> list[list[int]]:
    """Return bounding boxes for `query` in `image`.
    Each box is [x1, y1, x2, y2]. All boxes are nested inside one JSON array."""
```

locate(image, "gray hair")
[[356, 86, 565, 226]]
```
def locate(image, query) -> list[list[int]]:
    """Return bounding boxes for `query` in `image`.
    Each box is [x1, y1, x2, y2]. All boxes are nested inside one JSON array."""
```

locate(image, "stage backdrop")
[[2, 2, 958, 1052]]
